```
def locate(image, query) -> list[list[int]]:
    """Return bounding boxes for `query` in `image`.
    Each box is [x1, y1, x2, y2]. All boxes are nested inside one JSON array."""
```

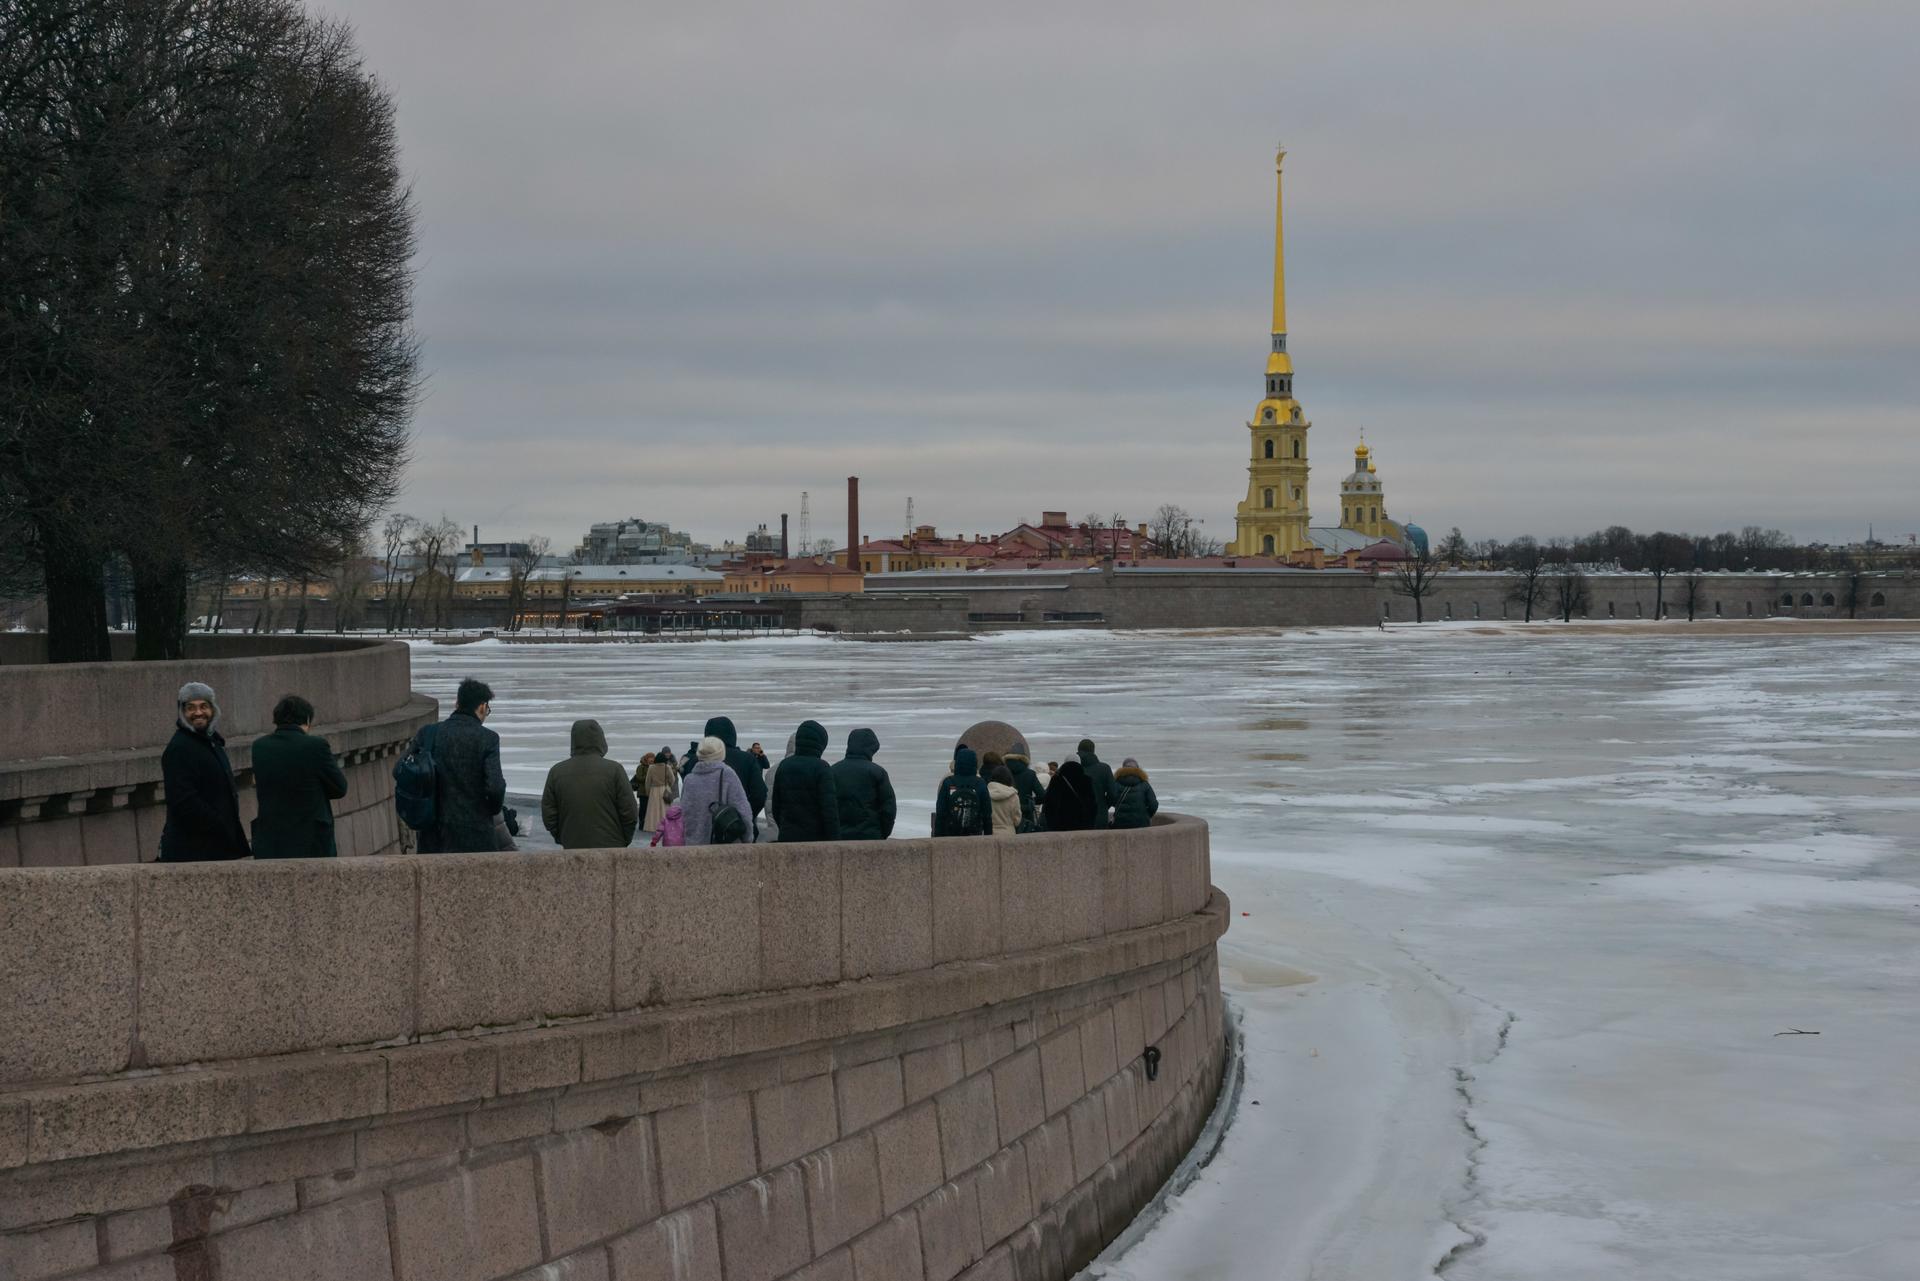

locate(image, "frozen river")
[[410, 626, 1920, 1280]]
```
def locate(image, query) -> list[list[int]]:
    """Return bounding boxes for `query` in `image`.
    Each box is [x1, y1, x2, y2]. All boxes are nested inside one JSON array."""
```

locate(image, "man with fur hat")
[[159, 682, 251, 861]]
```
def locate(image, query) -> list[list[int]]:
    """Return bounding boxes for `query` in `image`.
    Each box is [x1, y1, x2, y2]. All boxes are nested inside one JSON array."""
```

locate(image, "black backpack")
[[942, 779, 986, 836], [709, 801, 749, 845], [392, 724, 439, 831]]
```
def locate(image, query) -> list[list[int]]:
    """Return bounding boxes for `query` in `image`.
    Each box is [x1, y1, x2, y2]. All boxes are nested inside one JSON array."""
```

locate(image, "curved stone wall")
[[0, 817, 1228, 1281], [0, 637, 434, 866]]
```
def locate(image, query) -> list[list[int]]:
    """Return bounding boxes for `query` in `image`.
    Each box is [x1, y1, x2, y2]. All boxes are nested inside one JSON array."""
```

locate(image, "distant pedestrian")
[[1042, 758, 1097, 832], [1046, 762, 1059, 780], [1111, 757, 1159, 829], [1076, 738, 1116, 829], [250, 694, 348, 858], [770, 720, 840, 843], [832, 727, 897, 840], [641, 746, 680, 833], [750, 742, 772, 775], [541, 719, 638, 849], [987, 764, 1023, 836], [933, 747, 992, 837], [1002, 747, 1046, 833], [704, 716, 768, 835], [680, 736, 753, 846], [159, 681, 250, 862], [415, 677, 506, 854], [681, 740, 700, 776]]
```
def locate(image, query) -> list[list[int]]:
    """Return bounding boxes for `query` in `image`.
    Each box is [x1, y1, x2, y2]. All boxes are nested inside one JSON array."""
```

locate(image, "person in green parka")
[[250, 694, 349, 858], [541, 719, 639, 849]]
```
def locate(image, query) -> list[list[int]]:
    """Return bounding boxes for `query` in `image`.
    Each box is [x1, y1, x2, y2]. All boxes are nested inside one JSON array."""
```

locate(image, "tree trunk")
[[42, 538, 113, 663], [295, 577, 310, 633], [132, 557, 191, 660]]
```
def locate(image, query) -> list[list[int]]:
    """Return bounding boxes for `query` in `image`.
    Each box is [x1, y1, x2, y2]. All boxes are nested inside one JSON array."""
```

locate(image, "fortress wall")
[[0, 817, 1228, 1281], [1385, 571, 1920, 623], [0, 637, 434, 867]]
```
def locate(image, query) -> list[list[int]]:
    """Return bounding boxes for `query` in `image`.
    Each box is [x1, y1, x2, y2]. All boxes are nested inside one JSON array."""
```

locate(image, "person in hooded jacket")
[[160, 681, 251, 861], [769, 720, 840, 843], [933, 747, 993, 837], [680, 736, 753, 846], [1110, 757, 1160, 829], [1042, 758, 1097, 832], [986, 764, 1023, 836], [1076, 738, 1116, 830], [831, 728, 896, 840], [541, 719, 638, 849], [703, 716, 768, 834], [1001, 747, 1046, 831]]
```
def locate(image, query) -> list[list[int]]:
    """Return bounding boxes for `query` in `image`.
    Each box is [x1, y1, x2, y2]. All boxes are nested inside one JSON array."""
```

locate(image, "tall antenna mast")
[[905, 496, 915, 532], [798, 492, 811, 555]]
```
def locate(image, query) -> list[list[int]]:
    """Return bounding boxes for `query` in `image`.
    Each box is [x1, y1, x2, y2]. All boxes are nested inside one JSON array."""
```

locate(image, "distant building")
[[455, 563, 725, 601], [724, 558, 865, 594], [852, 514, 1157, 573], [572, 518, 700, 564]]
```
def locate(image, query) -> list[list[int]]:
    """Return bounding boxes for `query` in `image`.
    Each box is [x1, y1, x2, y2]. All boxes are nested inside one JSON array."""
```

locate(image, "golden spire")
[[1271, 145, 1287, 339]]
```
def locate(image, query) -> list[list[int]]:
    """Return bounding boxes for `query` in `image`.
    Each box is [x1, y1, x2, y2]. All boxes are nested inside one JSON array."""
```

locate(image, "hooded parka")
[[541, 719, 638, 849], [1042, 759, 1098, 832], [704, 716, 768, 828], [1111, 764, 1159, 830], [933, 747, 993, 837], [1077, 742, 1116, 830], [831, 728, 897, 840], [770, 720, 840, 843]]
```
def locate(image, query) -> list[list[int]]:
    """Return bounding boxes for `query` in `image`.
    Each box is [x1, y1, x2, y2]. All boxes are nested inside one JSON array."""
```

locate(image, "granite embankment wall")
[[0, 816, 1229, 1281], [0, 637, 434, 867]]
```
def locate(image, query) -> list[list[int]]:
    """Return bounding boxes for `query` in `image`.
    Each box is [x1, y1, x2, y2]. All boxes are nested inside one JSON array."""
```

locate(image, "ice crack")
[[1433, 1011, 1515, 1276]]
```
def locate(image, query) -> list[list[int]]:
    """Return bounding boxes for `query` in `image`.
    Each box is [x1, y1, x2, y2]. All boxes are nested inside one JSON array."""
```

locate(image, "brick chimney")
[[780, 513, 789, 559], [846, 477, 860, 571]]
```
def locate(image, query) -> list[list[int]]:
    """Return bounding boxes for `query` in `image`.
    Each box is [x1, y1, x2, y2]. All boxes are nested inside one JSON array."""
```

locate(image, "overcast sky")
[[319, 0, 1919, 552]]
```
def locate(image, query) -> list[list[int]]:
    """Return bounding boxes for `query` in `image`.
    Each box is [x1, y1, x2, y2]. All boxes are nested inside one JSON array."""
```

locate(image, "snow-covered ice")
[[411, 627, 1920, 1280]]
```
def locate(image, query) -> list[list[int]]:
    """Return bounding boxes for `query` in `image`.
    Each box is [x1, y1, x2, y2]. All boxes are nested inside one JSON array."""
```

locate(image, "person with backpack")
[[679, 735, 753, 846], [540, 719, 638, 849], [703, 716, 767, 836], [933, 746, 992, 838], [403, 677, 505, 854], [1110, 757, 1159, 829], [832, 727, 896, 841], [769, 720, 840, 843], [1076, 737, 1117, 830], [986, 764, 1023, 836]]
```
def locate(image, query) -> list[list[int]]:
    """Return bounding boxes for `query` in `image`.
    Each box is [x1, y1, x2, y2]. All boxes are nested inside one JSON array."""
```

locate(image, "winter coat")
[[159, 722, 251, 861], [1111, 765, 1159, 830], [933, 748, 993, 838], [541, 719, 638, 849], [705, 716, 768, 826], [1078, 749, 1116, 830], [771, 720, 841, 843], [249, 726, 348, 858], [832, 728, 896, 841], [987, 780, 1023, 837], [679, 758, 753, 846], [1004, 754, 1045, 829], [417, 709, 506, 854], [1042, 759, 1097, 832], [642, 760, 680, 832]]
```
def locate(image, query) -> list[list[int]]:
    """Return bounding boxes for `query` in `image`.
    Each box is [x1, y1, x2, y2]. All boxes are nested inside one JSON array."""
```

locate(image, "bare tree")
[[1390, 543, 1445, 623], [1835, 552, 1867, 619], [1504, 537, 1549, 622], [506, 535, 550, 631], [1638, 532, 1688, 619], [380, 513, 415, 632], [1552, 566, 1591, 622], [812, 537, 839, 560], [400, 516, 458, 631], [332, 550, 373, 633], [1678, 573, 1706, 622]]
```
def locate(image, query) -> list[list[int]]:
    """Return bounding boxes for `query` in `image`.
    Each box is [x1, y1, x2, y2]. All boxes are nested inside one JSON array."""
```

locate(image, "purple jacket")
[[679, 759, 752, 845]]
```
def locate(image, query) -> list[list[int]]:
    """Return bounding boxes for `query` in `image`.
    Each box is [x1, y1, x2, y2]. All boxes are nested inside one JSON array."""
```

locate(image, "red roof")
[[1355, 540, 1409, 562]]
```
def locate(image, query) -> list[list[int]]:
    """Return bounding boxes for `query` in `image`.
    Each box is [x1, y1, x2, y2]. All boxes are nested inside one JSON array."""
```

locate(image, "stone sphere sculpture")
[[954, 720, 1029, 761]]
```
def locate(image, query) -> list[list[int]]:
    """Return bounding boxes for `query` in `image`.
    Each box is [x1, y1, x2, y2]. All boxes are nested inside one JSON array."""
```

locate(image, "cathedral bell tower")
[[1230, 147, 1311, 558]]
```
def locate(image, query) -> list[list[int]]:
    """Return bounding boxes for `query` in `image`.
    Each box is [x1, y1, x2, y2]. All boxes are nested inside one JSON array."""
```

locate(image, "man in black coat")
[[933, 747, 992, 838], [1076, 738, 1116, 830], [769, 720, 840, 843], [832, 727, 897, 841], [159, 681, 251, 861], [417, 677, 506, 853], [251, 694, 350, 858], [704, 715, 768, 834]]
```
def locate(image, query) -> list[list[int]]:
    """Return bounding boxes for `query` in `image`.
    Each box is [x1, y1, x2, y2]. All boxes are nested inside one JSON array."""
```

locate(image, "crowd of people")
[[154, 675, 1160, 860]]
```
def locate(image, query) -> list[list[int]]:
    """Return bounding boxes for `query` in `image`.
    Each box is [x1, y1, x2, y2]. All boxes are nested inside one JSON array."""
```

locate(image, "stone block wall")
[[0, 820, 1228, 1281], [0, 637, 433, 866]]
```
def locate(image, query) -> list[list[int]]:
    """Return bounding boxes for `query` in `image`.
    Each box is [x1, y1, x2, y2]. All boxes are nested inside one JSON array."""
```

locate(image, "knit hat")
[[697, 735, 725, 762], [176, 681, 220, 731], [1077, 738, 1096, 754], [1121, 757, 1140, 769]]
